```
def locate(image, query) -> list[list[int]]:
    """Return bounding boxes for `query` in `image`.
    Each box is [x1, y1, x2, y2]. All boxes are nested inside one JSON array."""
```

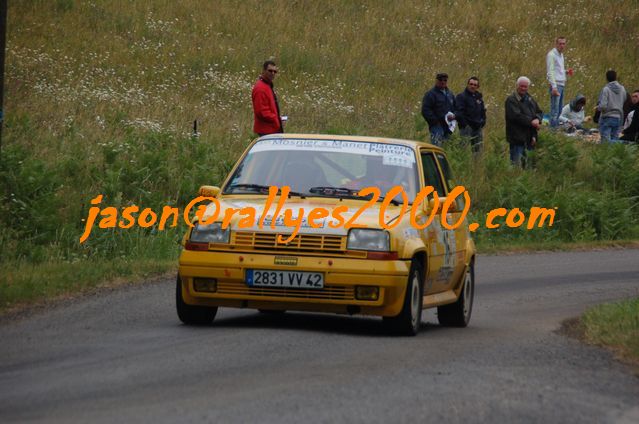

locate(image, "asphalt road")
[[1, 249, 638, 423]]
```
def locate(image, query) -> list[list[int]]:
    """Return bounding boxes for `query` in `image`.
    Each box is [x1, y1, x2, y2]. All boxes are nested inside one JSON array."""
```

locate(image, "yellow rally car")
[[177, 134, 475, 335]]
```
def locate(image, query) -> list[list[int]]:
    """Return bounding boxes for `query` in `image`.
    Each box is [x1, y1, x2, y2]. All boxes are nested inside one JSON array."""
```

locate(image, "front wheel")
[[384, 260, 423, 336], [437, 261, 474, 327], [176, 275, 218, 325]]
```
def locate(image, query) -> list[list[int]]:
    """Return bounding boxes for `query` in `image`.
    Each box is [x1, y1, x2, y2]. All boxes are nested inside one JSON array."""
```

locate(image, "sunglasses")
[[468, 82, 479, 87], [267, 69, 278, 74]]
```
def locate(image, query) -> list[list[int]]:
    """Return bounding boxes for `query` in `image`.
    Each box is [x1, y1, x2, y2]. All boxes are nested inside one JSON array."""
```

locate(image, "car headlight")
[[347, 229, 390, 251], [189, 222, 230, 244]]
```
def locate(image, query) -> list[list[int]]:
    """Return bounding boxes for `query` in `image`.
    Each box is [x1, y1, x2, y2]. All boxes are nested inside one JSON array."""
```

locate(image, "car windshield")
[[224, 138, 419, 204]]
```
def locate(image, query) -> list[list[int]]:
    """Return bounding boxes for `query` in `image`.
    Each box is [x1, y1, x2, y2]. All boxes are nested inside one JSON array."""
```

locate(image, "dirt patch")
[[559, 316, 639, 377], [559, 316, 587, 341]]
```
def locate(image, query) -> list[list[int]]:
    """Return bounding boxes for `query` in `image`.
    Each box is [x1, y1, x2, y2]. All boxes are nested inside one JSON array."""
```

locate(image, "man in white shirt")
[[546, 37, 569, 128]]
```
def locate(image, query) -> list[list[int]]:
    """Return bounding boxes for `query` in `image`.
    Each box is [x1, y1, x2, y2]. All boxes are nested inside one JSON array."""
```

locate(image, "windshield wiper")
[[226, 183, 272, 194], [226, 184, 305, 197], [377, 195, 402, 206], [309, 186, 361, 197]]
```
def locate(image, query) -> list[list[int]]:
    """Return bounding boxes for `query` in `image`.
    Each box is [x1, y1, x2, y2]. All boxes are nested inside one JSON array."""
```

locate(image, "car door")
[[419, 149, 454, 293], [434, 152, 468, 289]]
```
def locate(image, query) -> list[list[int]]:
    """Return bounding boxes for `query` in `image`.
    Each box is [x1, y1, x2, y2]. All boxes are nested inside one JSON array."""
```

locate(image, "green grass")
[[1, 227, 181, 311], [476, 239, 639, 255], [582, 298, 639, 366], [1, 0, 638, 310], [0, 258, 176, 312]]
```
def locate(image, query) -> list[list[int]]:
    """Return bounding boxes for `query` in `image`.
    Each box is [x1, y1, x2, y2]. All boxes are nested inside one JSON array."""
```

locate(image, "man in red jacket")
[[252, 60, 283, 136]]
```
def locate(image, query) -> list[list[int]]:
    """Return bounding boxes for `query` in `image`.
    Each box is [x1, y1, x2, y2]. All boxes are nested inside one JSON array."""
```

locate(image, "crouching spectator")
[[559, 94, 587, 131], [621, 89, 639, 143]]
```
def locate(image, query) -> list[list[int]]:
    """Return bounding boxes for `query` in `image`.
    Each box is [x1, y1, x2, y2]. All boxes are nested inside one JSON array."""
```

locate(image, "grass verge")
[[563, 298, 639, 373], [477, 239, 639, 255], [0, 258, 176, 315], [582, 298, 639, 369]]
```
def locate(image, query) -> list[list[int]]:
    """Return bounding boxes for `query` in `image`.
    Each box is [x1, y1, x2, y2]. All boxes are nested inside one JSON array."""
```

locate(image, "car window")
[[420, 152, 446, 199], [435, 153, 456, 191], [225, 139, 419, 203], [435, 153, 464, 210]]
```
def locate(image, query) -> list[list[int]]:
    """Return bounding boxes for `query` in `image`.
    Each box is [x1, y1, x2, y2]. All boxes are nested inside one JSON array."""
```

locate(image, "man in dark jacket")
[[621, 90, 639, 143], [455, 76, 486, 154], [505, 76, 543, 168], [421, 73, 456, 146], [252, 60, 283, 136]]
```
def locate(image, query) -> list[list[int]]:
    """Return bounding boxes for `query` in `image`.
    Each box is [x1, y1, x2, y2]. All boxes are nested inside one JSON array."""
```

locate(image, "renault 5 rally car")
[[177, 134, 475, 335]]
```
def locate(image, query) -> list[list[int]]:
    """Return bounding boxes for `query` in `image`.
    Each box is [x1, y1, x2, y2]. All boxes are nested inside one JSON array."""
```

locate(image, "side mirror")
[[428, 197, 446, 214], [422, 197, 456, 214], [440, 197, 457, 213], [422, 198, 432, 214], [198, 185, 220, 197]]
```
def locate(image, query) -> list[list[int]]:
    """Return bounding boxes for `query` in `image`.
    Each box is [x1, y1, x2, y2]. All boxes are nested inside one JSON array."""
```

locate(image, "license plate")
[[246, 270, 324, 289]]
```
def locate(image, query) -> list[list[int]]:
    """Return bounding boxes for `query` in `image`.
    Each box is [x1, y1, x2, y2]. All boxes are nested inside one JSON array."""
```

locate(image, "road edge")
[[559, 314, 639, 377]]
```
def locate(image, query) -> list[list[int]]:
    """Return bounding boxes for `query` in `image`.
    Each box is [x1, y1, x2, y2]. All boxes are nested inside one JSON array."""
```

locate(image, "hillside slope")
[[1, 0, 638, 308]]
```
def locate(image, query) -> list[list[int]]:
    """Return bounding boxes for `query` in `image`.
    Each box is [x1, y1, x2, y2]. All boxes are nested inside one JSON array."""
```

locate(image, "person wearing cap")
[[421, 73, 456, 146], [455, 76, 486, 154], [252, 60, 283, 136]]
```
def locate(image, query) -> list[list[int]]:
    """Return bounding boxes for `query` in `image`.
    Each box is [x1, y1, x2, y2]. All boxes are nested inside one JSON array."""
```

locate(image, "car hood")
[[198, 196, 406, 236]]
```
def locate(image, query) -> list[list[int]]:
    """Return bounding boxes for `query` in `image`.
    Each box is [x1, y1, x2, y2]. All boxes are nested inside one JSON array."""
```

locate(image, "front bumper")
[[178, 250, 411, 317]]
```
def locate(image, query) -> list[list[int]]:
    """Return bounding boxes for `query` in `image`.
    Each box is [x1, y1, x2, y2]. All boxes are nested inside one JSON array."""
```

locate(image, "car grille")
[[216, 281, 355, 300], [231, 232, 358, 255]]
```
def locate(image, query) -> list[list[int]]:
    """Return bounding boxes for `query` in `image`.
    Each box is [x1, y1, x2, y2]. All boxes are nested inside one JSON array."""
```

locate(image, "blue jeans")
[[549, 85, 564, 128], [429, 124, 449, 146], [509, 144, 533, 168], [599, 116, 621, 143], [460, 126, 483, 154]]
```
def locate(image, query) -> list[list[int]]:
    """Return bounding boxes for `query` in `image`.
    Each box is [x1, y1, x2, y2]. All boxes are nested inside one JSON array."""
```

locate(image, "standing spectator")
[[621, 89, 639, 143], [505, 76, 543, 168], [252, 60, 283, 136], [421, 72, 456, 146], [455, 76, 486, 154], [546, 37, 568, 128], [559, 94, 587, 131], [597, 70, 627, 143]]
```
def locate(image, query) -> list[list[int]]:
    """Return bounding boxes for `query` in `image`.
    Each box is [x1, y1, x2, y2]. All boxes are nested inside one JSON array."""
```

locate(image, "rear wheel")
[[384, 260, 423, 336], [176, 275, 218, 325], [437, 261, 474, 327]]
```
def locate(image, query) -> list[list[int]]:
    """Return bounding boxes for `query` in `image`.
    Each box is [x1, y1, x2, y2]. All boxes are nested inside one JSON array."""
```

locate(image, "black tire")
[[176, 275, 218, 325], [258, 309, 286, 314], [384, 260, 423, 336], [437, 261, 474, 327]]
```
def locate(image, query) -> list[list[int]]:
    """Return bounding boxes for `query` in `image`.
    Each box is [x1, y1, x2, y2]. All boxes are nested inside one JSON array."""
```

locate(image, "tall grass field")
[[1, 0, 638, 309]]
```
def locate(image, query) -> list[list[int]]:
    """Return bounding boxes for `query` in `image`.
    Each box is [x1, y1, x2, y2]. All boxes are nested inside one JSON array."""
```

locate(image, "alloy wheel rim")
[[462, 270, 472, 318], [410, 274, 420, 327]]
